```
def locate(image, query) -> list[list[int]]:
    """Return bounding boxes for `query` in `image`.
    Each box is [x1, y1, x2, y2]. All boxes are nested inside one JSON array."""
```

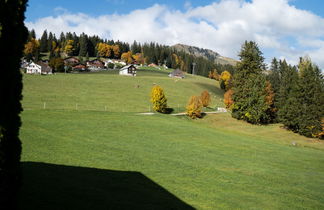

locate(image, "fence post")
[[105, 106, 107, 111], [43, 102, 46, 109]]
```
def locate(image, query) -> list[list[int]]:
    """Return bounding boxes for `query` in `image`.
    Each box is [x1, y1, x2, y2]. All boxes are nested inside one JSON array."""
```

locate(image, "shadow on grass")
[[165, 107, 174, 114], [19, 161, 194, 210], [195, 82, 223, 96]]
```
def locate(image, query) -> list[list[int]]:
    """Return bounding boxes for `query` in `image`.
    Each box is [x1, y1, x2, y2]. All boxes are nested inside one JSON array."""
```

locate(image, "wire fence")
[[22, 101, 223, 113]]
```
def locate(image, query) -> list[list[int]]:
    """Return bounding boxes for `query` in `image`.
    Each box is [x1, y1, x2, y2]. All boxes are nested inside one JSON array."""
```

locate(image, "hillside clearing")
[[22, 68, 224, 113], [19, 68, 324, 209]]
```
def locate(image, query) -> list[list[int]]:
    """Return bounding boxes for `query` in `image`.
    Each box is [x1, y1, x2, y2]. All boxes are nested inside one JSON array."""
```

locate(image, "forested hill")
[[172, 44, 237, 66], [25, 29, 237, 77]]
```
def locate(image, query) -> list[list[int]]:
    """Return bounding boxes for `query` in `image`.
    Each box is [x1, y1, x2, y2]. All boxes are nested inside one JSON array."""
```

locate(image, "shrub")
[[224, 89, 234, 109], [107, 62, 115, 69], [186, 96, 203, 119], [208, 70, 220, 80], [200, 90, 211, 107], [150, 85, 167, 113]]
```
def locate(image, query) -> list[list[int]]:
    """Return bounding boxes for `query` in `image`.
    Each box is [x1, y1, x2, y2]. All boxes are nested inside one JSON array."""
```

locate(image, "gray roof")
[[120, 64, 136, 71], [169, 69, 185, 77]]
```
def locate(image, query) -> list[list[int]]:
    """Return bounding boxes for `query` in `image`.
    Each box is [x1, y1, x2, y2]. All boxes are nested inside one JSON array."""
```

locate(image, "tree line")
[[24, 29, 235, 76], [224, 41, 323, 139]]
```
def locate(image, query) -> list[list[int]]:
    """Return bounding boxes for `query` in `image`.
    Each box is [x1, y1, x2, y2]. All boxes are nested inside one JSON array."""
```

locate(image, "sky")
[[25, 0, 324, 69]]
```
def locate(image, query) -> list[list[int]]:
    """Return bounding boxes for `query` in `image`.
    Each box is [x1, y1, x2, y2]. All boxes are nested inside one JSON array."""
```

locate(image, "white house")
[[26, 62, 41, 74], [26, 61, 53, 74], [119, 65, 137, 76]]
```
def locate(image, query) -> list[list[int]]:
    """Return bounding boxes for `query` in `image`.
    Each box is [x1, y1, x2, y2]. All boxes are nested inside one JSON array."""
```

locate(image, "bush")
[[107, 62, 115, 69], [200, 90, 211, 108], [224, 89, 234, 109], [49, 57, 64, 72], [186, 96, 203, 119], [150, 85, 168, 113]]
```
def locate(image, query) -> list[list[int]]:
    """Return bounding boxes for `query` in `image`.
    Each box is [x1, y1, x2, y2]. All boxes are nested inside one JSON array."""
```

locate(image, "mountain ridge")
[[171, 43, 237, 66]]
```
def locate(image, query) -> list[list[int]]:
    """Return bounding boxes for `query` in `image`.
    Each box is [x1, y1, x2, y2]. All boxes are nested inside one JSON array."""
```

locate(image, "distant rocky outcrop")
[[172, 44, 237, 66]]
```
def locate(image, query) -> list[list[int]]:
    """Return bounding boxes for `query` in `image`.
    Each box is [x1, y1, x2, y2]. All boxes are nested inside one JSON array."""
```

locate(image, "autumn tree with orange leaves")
[[224, 89, 234, 109], [24, 38, 40, 60], [200, 90, 211, 108], [121, 51, 134, 64], [186, 96, 203, 119]]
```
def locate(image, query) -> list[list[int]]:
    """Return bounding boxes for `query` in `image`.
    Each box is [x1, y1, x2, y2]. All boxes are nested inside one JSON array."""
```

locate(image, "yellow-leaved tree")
[[133, 53, 145, 65], [150, 85, 167, 113], [24, 38, 39, 55], [220, 70, 232, 90], [121, 51, 134, 64], [97, 42, 113, 57], [186, 96, 203, 119], [112, 45, 120, 58], [64, 40, 74, 56], [200, 90, 211, 108]]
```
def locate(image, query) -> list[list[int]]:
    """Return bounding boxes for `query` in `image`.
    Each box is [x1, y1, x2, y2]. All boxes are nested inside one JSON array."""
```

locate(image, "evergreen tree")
[[39, 29, 48, 52], [79, 33, 88, 57], [267, 58, 281, 121], [59, 32, 65, 44], [72, 32, 79, 56], [277, 64, 300, 131], [131, 40, 141, 54], [0, 0, 28, 208], [28, 29, 36, 41], [297, 57, 324, 137], [34, 48, 40, 62], [232, 41, 273, 124], [47, 32, 53, 52]]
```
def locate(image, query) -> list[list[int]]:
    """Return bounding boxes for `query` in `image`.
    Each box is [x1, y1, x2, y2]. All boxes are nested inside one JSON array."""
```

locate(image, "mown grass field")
[[19, 68, 324, 209], [22, 68, 223, 113]]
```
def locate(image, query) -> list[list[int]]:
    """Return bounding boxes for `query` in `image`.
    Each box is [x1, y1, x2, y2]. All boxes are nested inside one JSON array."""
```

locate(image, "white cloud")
[[25, 0, 324, 69]]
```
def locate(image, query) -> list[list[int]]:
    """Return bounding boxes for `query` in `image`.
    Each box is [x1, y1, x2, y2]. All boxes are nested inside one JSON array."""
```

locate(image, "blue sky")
[[25, 0, 324, 22], [25, 0, 324, 68]]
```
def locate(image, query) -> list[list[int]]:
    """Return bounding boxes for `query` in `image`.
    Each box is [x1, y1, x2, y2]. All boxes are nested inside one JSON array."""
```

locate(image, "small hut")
[[168, 69, 185, 79], [119, 65, 137, 76]]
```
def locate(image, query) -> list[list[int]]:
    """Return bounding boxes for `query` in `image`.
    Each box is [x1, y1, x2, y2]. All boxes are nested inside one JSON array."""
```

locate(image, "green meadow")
[[22, 68, 223, 113], [19, 68, 324, 209]]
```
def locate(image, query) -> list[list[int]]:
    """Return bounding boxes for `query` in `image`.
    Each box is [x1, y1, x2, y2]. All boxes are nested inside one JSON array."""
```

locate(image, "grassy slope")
[[20, 68, 324, 209], [22, 68, 224, 113]]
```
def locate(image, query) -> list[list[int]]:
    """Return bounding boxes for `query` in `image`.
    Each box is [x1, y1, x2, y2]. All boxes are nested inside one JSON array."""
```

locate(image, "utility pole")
[[192, 62, 196, 75]]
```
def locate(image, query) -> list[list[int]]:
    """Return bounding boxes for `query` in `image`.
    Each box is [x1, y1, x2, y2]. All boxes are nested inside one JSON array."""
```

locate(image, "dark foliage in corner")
[[0, 0, 28, 208]]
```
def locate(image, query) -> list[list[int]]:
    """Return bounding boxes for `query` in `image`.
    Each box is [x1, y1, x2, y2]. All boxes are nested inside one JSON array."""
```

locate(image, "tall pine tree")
[[232, 41, 273, 124], [268, 58, 281, 106], [78, 33, 88, 57], [277, 63, 300, 131], [297, 57, 324, 137], [39, 29, 48, 52], [47, 32, 53, 52]]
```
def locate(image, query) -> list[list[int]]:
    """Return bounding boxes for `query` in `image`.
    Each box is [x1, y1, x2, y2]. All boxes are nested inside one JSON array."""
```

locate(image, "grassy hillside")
[[22, 68, 224, 113], [19, 68, 324, 209]]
